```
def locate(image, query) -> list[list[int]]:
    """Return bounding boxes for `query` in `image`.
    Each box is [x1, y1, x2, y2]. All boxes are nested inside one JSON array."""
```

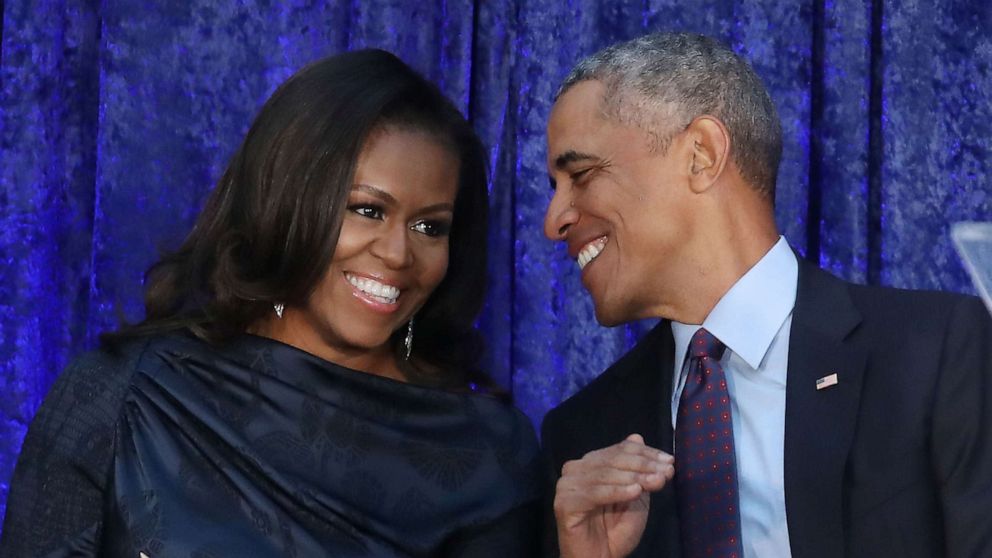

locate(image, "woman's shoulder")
[[0, 337, 160, 553], [33, 332, 200, 440], [10, 333, 191, 495], [60, 335, 157, 392], [98, 330, 220, 378], [31, 337, 157, 439]]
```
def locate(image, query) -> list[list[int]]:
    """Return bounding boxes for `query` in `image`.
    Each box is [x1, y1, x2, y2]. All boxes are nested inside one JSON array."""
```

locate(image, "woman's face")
[[278, 127, 459, 374]]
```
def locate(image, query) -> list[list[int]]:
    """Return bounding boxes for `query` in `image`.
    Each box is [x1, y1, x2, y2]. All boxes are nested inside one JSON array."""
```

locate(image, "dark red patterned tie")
[[675, 328, 744, 558]]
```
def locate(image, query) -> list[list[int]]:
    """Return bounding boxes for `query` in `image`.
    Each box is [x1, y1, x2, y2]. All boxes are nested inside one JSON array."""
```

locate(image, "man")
[[540, 32, 992, 558]]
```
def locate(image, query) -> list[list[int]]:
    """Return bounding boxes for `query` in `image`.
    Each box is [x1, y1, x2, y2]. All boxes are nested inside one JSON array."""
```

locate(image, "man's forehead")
[[546, 81, 608, 162], [550, 80, 608, 125]]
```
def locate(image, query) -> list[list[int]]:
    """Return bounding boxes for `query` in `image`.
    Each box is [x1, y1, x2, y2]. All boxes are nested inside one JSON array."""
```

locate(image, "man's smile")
[[577, 236, 608, 270]]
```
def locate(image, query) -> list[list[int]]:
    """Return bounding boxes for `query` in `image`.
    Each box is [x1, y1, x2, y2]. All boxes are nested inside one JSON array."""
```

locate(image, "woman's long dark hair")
[[104, 49, 491, 388]]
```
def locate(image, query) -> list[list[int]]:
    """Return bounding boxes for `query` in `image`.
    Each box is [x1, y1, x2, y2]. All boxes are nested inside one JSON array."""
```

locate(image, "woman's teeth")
[[577, 237, 607, 270], [346, 274, 400, 304]]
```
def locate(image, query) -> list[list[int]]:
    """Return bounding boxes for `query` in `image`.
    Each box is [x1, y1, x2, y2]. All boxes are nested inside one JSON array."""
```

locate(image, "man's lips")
[[575, 236, 608, 270], [567, 233, 607, 259]]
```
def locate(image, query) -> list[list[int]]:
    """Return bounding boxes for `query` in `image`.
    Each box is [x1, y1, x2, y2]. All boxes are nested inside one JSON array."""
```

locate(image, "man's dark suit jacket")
[[541, 259, 992, 558]]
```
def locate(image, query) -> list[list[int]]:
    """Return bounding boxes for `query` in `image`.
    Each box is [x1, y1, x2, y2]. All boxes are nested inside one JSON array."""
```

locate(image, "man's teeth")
[[346, 274, 400, 304], [577, 237, 607, 270]]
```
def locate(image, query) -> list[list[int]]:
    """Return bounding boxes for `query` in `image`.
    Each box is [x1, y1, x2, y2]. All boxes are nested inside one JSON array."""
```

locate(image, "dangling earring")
[[404, 317, 414, 360], [273, 303, 284, 319]]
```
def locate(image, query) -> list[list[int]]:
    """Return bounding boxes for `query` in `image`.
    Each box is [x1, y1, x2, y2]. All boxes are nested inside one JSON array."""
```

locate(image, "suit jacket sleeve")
[[539, 407, 570, 558], [930, 295, 992, 556]]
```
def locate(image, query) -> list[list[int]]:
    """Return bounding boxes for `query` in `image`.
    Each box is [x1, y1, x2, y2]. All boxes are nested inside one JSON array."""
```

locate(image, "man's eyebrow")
[[553, 150, 600, 170], [352, 183, 397, 205]]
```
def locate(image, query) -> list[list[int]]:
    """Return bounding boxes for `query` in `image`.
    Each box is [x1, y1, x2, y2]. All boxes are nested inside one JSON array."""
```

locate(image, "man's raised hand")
[[554, 433, 675, 558]]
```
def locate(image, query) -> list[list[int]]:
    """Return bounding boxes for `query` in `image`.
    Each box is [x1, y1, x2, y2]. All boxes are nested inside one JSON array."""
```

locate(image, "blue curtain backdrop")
[[2, 0, 991, 526]]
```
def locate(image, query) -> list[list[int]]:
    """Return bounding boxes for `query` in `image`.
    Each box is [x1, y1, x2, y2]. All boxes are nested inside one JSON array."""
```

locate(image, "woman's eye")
[[349, 204, 384, 220], [411, 220, 451, 238]]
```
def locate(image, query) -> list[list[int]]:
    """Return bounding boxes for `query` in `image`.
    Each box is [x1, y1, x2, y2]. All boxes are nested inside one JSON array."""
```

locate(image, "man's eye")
[[349, 204, 384, 220], [570, 169, 592, 183], [411, 220, 451, 238]]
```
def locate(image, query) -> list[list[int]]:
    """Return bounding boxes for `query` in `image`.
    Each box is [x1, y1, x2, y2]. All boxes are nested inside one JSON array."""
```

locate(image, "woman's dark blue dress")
[[0, 333, 542, 556]]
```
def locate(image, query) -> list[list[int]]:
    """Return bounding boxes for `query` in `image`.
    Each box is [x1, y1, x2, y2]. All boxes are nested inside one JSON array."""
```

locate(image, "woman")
[[1, 50, 542, 556]]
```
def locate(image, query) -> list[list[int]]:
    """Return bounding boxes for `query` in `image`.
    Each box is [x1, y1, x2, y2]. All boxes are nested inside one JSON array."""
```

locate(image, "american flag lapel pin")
[[816, 373, 839, 390]]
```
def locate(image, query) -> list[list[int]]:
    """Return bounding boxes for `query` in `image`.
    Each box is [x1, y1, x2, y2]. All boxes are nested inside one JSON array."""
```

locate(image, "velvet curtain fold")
[[2, 0, 990, 527]]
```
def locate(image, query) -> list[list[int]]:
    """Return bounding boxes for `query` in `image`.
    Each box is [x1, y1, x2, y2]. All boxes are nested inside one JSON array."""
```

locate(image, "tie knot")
[[690, 328, 725, 360]]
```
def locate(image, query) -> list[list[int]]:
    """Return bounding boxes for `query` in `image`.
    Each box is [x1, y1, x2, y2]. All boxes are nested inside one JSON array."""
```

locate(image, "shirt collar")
[[672, 236, 798, 371]]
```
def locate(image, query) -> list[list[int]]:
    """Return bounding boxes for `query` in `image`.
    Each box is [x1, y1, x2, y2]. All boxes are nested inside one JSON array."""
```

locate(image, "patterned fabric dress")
[[1, 333, 543, 557]]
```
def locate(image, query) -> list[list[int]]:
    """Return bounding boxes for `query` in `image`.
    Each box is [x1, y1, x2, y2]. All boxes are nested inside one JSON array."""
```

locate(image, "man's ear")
[[685, 116, 730, 194]]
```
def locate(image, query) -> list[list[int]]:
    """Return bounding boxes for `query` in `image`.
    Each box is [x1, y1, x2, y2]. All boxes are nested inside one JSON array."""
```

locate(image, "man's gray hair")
[[557, 32, 783, 197]]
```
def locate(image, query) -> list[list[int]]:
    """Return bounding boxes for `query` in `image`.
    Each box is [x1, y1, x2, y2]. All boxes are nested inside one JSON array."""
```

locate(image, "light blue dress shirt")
[[671, 236, 798, 558]]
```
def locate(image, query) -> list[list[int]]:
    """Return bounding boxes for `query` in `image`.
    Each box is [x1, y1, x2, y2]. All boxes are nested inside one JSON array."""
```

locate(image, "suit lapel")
[[604, 321, 680, 558], [784, 261, 866, 558], [604, 321, 675, 453]]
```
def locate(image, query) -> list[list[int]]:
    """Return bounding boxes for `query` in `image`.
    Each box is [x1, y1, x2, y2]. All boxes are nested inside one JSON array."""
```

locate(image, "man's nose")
[[543, 186, 578, 241]]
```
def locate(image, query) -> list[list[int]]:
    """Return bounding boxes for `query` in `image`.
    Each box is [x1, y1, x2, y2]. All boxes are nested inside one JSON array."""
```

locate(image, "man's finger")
[[563, 448, 671, 478], [561, 465, 669, 488], [554, 480, 643, 517]]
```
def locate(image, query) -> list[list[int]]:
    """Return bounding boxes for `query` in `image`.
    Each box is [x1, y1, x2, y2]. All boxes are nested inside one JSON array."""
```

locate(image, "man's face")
[[544, 80, 697, 325]]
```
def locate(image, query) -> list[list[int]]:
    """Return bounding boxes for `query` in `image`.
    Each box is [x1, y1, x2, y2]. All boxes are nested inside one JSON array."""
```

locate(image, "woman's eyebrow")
[[352, 183, 398, 205], [417, 202, 455, 214], [354, 184, 454, 215]]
